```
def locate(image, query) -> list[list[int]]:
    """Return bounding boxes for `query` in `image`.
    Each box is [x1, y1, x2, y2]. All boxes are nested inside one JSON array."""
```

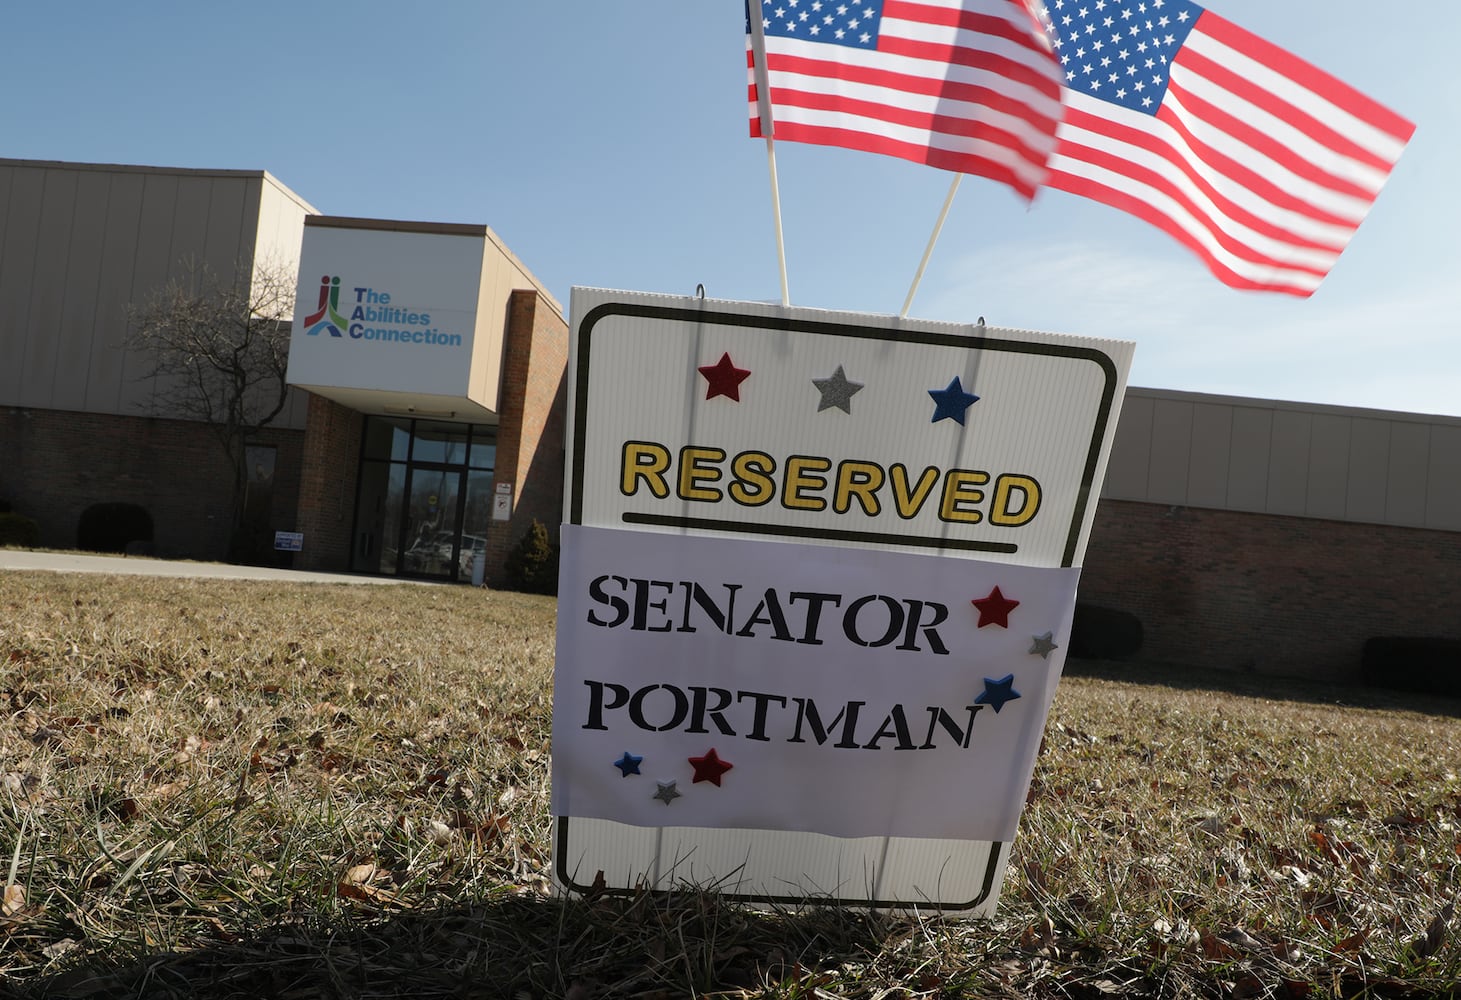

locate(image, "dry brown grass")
[[1, 569, 1457, 999]]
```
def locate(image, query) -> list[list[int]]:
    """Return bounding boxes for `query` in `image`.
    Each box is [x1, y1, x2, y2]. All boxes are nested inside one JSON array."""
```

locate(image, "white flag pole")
[[748, 1, 790, 306], [900, 174, 962, 318]]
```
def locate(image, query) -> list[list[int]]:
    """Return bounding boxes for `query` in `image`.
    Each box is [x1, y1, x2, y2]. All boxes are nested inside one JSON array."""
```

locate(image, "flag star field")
[[1040, 0, 1199, 114], [759, 0, 886, 50]]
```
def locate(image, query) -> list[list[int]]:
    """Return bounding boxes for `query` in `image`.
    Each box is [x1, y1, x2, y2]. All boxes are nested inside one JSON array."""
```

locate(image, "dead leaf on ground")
[[449, 810, 510, 843], [336, 880, 407, 908], [3, 884, 26, 918], [42, 938, 79, 960], [1232, 973, 1266, 1000], [1407, 900, 1453, 960], [204, 916, 239, 943], [312, 701, 355, 726], [1200, 933, 1237, 960], [1219, 926, 1265, 955], [343, 863, 389, 886]]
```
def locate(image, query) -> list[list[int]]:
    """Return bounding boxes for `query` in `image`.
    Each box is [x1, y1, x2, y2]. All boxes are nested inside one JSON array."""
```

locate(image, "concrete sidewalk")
[[0, 549, 433, 585]]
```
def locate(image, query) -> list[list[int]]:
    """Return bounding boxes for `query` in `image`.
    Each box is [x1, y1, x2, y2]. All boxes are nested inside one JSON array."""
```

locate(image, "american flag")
[[746, 0, 1066, 200], [1040, 0, 1415, 296]]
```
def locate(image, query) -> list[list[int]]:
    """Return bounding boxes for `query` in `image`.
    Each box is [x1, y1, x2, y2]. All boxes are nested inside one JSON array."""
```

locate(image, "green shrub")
[[1068, 603, 1144, 660], [0, 512, 41, 548], [77, 502, 154, 553], [504, 519, 559, 595], [1362, 637, 1461, 698]]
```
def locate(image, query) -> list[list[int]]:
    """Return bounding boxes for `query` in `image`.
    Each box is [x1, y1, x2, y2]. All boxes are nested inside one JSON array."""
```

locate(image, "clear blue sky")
[[5, 3, 1457, 415]]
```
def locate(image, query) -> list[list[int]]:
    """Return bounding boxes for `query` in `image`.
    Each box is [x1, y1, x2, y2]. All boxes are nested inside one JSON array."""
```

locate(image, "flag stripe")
[[749, 47, 1061, 135], [1175, 47, 1394, 191], [1162, 79, 1379, 217], [1063, 108, 1344, 267], [748, 0, 1065, 200], [1194, 13, 1415, 150], [884, 0, 1048, 52], [875, 29, 1063, 100], [752, 62, 1061, 161], [757, 119, 1041, 197], [1044, 2, 1413, 297], [759, 99, 1057, 195], [1046, 156, 1325, 296], [1058, 105, 1339, 273], [1156, 88, 1372, 239]]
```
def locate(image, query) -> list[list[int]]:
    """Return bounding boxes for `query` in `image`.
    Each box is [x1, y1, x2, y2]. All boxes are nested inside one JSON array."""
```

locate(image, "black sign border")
[[559, 299, 1121, 912]]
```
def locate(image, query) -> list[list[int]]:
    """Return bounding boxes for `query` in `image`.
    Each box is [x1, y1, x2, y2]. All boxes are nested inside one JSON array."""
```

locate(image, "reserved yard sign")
[[552, 289, 1133, 912]]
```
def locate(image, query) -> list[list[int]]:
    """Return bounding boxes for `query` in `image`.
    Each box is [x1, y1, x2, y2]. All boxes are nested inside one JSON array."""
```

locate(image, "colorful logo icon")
[[305, 275, 349, 337]]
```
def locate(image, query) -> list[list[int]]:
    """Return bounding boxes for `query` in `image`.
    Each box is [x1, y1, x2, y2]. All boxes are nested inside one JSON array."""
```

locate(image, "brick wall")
[[293, 392, 364, 572], [0, 405, 301, 560], [481, 289, 569, 585], [1079, 498, 1461, 681]]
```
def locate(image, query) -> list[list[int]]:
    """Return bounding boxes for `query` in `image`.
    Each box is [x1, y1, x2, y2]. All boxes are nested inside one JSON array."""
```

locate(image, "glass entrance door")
[[401, 463, 465, 579], [351, 417, 498, 581]]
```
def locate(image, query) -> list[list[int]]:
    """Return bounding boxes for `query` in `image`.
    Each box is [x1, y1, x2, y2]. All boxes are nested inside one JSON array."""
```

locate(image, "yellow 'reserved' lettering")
[[617, 441, 1044, 529]]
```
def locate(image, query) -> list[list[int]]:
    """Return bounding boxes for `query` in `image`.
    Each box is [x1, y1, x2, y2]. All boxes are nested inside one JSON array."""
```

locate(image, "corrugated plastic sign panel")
[[554, 289, 1134, 913]]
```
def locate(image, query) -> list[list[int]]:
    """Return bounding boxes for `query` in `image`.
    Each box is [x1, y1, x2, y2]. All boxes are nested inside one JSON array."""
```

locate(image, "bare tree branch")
[[125, 256, 298, 544]]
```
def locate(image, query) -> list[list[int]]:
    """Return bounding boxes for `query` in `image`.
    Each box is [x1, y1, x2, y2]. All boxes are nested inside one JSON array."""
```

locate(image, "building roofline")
[[0, 157, 319, 215], [1127, 384, 1461, 427], [306, 215, 563, 318]]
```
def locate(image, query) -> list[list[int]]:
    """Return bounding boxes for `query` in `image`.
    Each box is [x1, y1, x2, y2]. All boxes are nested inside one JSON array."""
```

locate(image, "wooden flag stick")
[[900, 174, 962, 318], [749, 0, 790, 306], [764, 139, 790, 307]]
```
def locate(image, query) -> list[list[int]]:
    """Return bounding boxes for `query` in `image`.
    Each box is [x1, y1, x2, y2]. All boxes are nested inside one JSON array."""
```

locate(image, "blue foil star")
[[613, 751, 643, 777], [976, 674, 1022, 713], [927, 376, 980, 425]]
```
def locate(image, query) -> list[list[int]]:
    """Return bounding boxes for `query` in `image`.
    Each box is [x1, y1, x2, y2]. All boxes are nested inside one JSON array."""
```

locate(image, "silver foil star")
[[1029, 631, 1059, 659], [812, 365, 865, 414], [653, 780, 681, 805]]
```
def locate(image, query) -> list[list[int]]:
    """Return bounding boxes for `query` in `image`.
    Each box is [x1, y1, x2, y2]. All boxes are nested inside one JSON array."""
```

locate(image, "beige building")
[[0, 158, 566, 583], [1082, 388, 1461, 680], [1, 157, 1457, 683]]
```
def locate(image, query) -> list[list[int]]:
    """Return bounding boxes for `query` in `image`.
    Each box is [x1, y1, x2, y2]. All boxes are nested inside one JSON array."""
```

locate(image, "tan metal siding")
[[203, 176, 251, 276], [1265, 410, 1312, 515], [1105, 390, 1461, 533], [1304, 414, 1351, 520], [170, 177, 214, 273], [1225, 407, 1272, 511], [1148, 397, 1193, 501], [1343, 418, 1390, 523], [116, 173, 182, 414], [19, 170, 79, 408], [1103, 392, 1152, 497], [1426, 424, 1461, 531], [49, 170, 111, 412], [0, 166, 45, 405], [1384, 423, 1430, 527], [1186, 402, 1232, 508], [83, 171, 147, 413]]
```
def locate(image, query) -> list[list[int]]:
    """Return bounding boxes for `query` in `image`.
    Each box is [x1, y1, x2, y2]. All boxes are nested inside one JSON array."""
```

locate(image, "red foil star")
[[688, 748, 734, 786], [697, 353, 751, 401], [971, 586, 1020, 628]]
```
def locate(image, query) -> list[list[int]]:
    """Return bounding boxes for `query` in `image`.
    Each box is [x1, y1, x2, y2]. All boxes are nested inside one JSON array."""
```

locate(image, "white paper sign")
[[553, 525, 1079, 841], [554, 288, 1133, 913]]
